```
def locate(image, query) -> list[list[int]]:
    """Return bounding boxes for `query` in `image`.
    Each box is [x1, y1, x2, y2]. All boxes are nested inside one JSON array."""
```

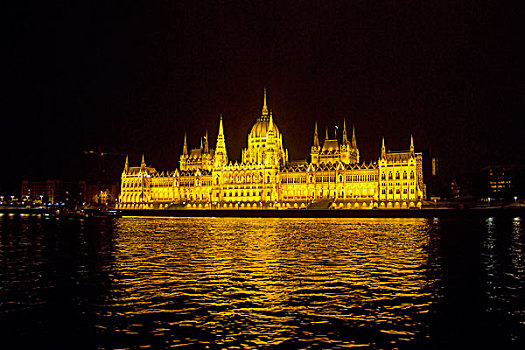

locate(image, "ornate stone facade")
[[118, 90, 425, 209]]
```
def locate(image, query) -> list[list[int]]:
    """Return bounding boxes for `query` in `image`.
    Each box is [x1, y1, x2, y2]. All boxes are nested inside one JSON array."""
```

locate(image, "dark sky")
[[3, 0, 524, 195]]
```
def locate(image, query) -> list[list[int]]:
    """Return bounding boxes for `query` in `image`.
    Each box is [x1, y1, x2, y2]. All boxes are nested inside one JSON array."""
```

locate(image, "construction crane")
[[82, 146, 127, 191]]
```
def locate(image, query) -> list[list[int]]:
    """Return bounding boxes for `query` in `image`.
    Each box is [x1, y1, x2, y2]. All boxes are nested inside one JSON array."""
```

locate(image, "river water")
[[0, 214, 523, 349]]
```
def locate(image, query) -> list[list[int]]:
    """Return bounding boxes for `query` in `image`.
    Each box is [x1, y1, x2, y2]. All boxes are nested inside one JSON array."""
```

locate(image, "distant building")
[[21, 180, 86, 205], [479, 165, 524, 200], [117, 89, 426, 209], [86, 182, 120, 205]]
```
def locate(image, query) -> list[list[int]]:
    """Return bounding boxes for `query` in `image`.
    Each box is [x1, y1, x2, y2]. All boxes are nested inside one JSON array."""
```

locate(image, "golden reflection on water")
[[105, 217, 435, 348]]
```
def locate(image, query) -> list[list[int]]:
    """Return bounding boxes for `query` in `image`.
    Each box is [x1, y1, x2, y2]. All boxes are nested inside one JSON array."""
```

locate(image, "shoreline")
[[115, 207, 525, 219], [2, 207, 523, 219], [0, 207, 525, 218]]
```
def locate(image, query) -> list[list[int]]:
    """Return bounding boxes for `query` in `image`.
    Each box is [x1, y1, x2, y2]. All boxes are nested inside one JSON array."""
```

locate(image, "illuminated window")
[[388, 172, 393, 180], [382, 189, 386, 194], [403, 172, 407, 180], [396, 172, 400, 180], [389, 189, 393, 194], [410, 171, 415, 179]]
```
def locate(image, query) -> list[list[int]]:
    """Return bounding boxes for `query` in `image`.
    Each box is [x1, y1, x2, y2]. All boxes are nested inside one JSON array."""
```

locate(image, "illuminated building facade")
[[118, 90, 426, 209], [21, 180, 86, 205]]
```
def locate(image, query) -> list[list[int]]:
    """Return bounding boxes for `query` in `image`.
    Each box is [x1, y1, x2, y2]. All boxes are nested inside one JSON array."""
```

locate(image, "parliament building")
[[117, 90, 426, 210]]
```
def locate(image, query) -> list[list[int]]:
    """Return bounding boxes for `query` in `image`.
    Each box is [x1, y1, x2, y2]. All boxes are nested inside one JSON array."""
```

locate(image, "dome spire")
[[261, 88, 269, 117], [218, 114, 224, 136]]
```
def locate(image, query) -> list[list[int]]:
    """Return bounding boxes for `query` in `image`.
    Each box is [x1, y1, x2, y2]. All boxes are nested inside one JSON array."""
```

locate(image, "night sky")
[[3, 0, 524, 195]]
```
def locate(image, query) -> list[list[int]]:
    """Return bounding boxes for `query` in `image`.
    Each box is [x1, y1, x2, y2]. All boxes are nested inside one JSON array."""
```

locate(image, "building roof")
[[321, 139, 339, 152], [250, 118, 281, 139]]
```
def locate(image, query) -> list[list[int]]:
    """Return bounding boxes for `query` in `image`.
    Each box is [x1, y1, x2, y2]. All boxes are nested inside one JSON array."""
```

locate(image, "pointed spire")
[[141, 154, 146, 168], [351, 124, 357, 148], [268, 109, 274, 133], [342, 119, 349, 145], [381, 137, 386, 159], [183, 133, 188, 156], [261, 88, 269, 117], [410, 134, 414, 155], [313, 122, 320, 147], [325, 127, 329, 140], [204, 130, 209, 153], [218, 114, 224, 136], [214, 114, 228, 167], [200, 137, 203, 150], [124, 154, 129, 173]]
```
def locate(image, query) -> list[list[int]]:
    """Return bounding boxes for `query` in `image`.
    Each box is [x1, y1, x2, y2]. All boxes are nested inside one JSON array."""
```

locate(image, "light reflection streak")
[[98, 217, 437, 348]]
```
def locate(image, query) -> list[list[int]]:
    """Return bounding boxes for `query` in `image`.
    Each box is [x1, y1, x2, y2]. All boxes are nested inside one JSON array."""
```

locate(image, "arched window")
[[389, 189, 393, 194], [388, 172, 393, 180], [309, 175, 313, 183], [395, 172, 400, 180], [410, 171, 415, 179], [381, 173, 386, 180], [339, 175, 343, 182], [403, 171, 407, 180]]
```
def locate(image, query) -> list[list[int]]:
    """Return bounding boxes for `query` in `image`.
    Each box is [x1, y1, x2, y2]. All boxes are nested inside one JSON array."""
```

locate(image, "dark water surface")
[[0, 214, 523, 349]]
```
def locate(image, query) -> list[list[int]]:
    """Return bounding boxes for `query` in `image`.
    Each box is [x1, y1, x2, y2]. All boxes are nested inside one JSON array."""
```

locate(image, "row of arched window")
[[381, 171, 415, 181]]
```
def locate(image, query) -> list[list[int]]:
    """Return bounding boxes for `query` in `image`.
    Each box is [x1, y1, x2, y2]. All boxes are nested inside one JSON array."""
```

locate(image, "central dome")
[[250, 117, 281, 139]]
